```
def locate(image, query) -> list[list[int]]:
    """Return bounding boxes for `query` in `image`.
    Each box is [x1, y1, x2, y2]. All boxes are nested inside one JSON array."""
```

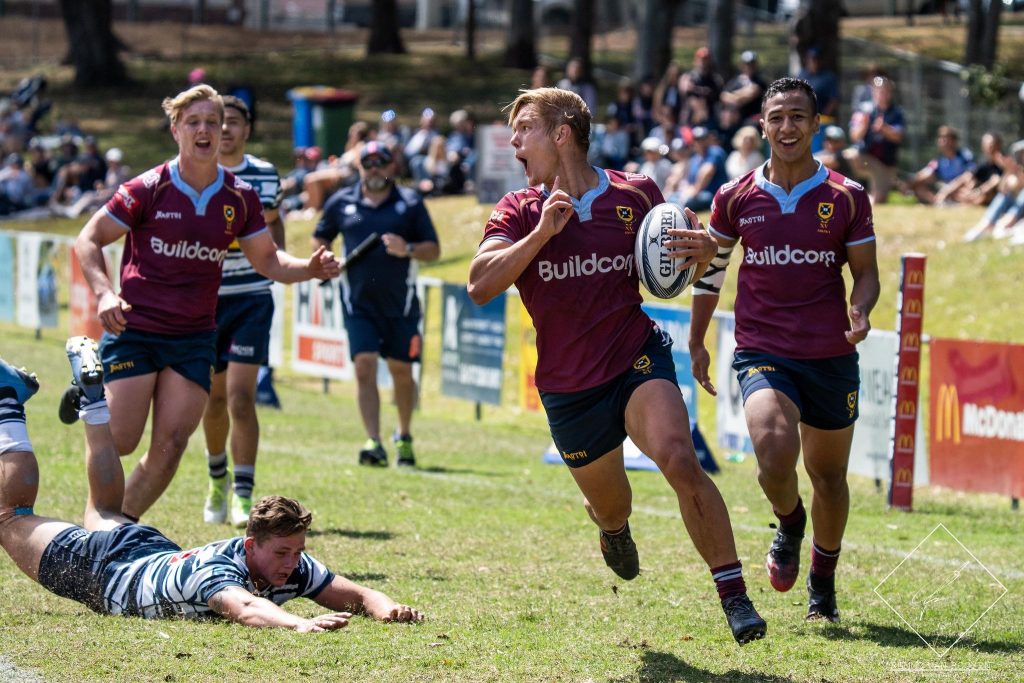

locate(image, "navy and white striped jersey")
[[218, 154, 283, 297], [103, 534, 334, 619]]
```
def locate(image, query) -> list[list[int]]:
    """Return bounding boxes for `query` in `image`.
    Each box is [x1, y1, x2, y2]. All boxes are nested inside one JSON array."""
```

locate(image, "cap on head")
[[691, 126, 709, 141], [741, 50, 758, 64], [641, 136, 662, 153], [824, 125, 846, 141], [381, 109, 397, 123], [105, 147, 123, 163], [360, 141, 393, 162], [304, 146, 322, 162]]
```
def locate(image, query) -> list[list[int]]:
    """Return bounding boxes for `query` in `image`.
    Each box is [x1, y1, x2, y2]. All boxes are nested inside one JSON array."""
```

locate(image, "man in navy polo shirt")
[[313, 141, 440, 467]]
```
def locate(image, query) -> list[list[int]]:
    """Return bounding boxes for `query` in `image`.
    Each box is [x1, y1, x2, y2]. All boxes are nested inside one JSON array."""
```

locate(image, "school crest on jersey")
[[817, 202, 834, 233], [616, 206, 635, 234], [223, 205, 236, 234]]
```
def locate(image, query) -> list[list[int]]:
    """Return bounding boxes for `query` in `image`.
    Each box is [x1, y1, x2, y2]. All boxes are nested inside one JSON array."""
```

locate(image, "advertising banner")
[[15, 232, 41, 329], [291, 279, 352, 380], [475, 124, 526, 204], [715, 312, 753, 453], [518, 299, 542, 412], [642, 302, 697, 414], [0, 234, 13, 322], [69, 247, 106, 339], [440, 283, 505, 405], [930, 338, 1024, 499]]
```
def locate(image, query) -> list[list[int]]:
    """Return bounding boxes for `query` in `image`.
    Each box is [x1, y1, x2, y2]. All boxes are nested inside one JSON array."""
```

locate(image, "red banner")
[[68, 249, 105, 340], [888, 254, 926, 510], [930, 338, 1024, 499]]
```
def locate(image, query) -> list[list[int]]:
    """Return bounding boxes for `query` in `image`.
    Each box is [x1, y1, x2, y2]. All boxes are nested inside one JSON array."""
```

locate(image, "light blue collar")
[[754, 160, 828, 214], [169, 157, 224, 216], [541, 166, 608, 222]]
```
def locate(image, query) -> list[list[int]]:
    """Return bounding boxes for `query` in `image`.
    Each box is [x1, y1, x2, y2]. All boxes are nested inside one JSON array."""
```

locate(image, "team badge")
[[847, 390, 858, 418], [223, 205, 236, 234], [633, 354, 652, 375], [616, 206, 635, 233], [817, 202, 834, 222]]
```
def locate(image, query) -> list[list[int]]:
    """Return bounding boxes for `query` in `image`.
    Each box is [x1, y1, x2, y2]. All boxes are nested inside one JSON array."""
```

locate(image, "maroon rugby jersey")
[[709, 162, 875, 359], [104, 159, 267, 335], [482, 168, 661, 392]]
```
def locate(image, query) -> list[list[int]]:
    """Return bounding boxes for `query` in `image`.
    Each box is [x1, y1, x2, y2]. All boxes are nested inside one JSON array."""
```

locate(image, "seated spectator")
[[591, 116, 630, 171], [910, 126, 975, 205], [720, 50, 766, 124], [964, 140, 1024, 242], [0, 153, 33, 214], [726, 125, 765, 179], [935, 132, 1003, 207], [648, 104, 681, 148], [797, 47, 839, 152], [664, 138, 692, 204], [74, 136, 107, 193], [714, 104, 743, 154], [607, 79, 640, 149], [404, 108, 439, 183], [670, 126, 729, 211], [52, 147, 130, 219], [25, 140, 53, 206], [814, 125, 855, 178], [419, 134, 450, 195], [843, 76, 905, 204], [633, 78, 656, 140], [636, 136, 673, 193], [445, 109, 476, 193], [557, 58, 598, 115], [377, 109, 409, 174]]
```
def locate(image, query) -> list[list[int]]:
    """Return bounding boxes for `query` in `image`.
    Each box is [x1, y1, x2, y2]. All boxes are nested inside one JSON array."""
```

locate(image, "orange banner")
[[68, 249, 105, 340], [518, 300, 541, 412], [930, 338, 1024, 498]]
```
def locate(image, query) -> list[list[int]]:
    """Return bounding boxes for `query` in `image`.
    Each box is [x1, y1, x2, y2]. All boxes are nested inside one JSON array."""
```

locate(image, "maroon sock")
[[810, 539, 841, 579], [710, 561, 746, 601], [774, 497, 806, 537]]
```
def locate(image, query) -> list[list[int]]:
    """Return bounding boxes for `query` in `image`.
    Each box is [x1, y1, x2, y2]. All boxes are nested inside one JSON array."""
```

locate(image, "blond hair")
[[505, 87, 591, 152], [161, 84, 223, 126], [246, 495, 313, 544]]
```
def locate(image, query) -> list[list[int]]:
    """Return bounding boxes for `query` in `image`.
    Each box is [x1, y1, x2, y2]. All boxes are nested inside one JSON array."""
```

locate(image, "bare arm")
[[312, 575, 424, 623], [239, 230, 341, 283], [845, 239, 880, 345], [75, 210, 131, 334], [265, 208, 285, 249], [688, 232, 737, 396], [208, 586, 352, 632], [381, 234, 440, 262]]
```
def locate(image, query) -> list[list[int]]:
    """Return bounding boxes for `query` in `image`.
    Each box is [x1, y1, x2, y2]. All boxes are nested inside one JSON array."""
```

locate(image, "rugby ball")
[[635, 202, 698, 299]]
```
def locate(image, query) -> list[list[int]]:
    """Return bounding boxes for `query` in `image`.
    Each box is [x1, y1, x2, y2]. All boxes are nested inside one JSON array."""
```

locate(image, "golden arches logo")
[[904, 298, 923, 316], [902, 332, 920, 350], [894, 467, 913, 485], [935, 384, 961, 444], [900, 367, 918, 384], [898, 400, 916, 418], [896, 434, 914, 452], [906, 269, 924, 287]]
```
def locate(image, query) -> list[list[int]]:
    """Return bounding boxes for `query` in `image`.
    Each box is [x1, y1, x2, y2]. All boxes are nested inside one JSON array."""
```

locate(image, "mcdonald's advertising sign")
[[930, 338, 1024, 499], [889, 254, 925, 510]]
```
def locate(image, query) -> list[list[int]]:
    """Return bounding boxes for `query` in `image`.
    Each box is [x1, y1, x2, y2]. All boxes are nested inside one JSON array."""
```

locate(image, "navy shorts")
[[540, 327, 678, 468], [214, 293, 274, 373], [344, 314, 422, 363], [37, 524, 180, 615], [733, 350, 860, 430], [100, 328, 217, 393]]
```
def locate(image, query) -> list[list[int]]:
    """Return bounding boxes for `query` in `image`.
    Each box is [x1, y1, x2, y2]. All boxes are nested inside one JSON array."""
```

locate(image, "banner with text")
[[0, 234, 14, 322], [291, 279, 352, 380], [441, 283, 505, 405], [930, 338, 1024, 499], [476, 124, 526, 204], [715, 313, 753, 454], [15, 232, 59, 330], [68, 244, 121, 340], [642, 302, 697, 414]]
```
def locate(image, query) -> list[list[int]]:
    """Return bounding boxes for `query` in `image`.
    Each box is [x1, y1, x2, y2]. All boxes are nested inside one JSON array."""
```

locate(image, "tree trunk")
[[569, 0, 595, 80], [979, 0, 1002, 68], [964, 0, 983, 64], [635, 0, 682, 82], [466, 0, 476, 61], [791, 0, 842, 75], [503, 0, 537, 69], [707, 0, 735, 80], [367, 0, 406, 54], [59, 0, 127, 87]]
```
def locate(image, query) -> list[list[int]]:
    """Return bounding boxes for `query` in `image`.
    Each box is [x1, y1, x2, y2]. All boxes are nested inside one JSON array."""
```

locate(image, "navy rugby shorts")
[[213, 293, 274, 372], [100, 328, 217, 392], [344, 314, 422, 363], [733, 350, 860, 430], [540, 327, 678, 468], [37, 524, 180, 615]]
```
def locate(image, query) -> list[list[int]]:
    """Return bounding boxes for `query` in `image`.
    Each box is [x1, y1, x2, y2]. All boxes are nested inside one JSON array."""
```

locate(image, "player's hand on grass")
[[845, 305, 871, 345], [690, 343, 716, 396], [537, 176, 574, 240], [295, 612, 352, 633], [307, 244, 342, 280], [97, 291, 132, 334], [379, 603, 424, 623]]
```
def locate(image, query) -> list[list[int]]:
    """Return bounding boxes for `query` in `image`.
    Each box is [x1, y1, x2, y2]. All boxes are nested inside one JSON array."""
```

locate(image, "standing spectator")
[[814, 125, 855, 178], [721, 50, 767, 124], [202, 95, 287, 529], [910, 126, 975, 205], [633, 78, 656, 140], [404, 108, 440, 184], [726, 126, 766, 179], [690, 78, 879, 625], [678, 47, 723, 127], [674, 127, 730, 211], [313, 141, 440, 468], [637, 136, 673, 192], [557, 58, 598, 115], [844, 76, 905, 204], [654, 61, 683, 126], [607, 79, 640, 149], [445, 109, 476, 193], [797, 48, 839, 152], [68, 84, 340, 522]]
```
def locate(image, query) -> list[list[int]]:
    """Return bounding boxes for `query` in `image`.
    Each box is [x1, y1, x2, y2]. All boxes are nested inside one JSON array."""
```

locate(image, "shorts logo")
[[229, 343, 255, 357], [223, 205, 236, 234], [847, 390, 858, 418], [108, 360, 135, 373], [563, 450, 588, 461], [633, 354, 653, 375], [616, 206, 635, 233], [746, 364, 775, 377]]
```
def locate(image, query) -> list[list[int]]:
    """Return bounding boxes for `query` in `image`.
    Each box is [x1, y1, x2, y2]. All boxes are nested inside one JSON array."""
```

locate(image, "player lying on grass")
[[0, 341, 422, 631]]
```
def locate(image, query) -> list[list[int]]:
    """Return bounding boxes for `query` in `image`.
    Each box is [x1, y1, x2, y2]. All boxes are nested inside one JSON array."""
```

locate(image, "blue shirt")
[[688, 144, 730, 195], [315, 183, 438, 318], [931, 148, 975, 183]]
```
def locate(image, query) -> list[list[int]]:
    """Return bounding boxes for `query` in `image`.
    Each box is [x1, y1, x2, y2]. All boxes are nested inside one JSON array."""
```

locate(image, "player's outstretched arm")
[[76, 211, 132, 334], [313, 575, 424, 623], [208, 585, 352, 632], [241, 231, 341, 283], [845, 240, 880, 345]]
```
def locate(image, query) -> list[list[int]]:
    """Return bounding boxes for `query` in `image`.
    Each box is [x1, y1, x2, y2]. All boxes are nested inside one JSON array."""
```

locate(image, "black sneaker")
[[60, 336, 105, 425], [722, 594, 768, 645], [58, 384, 83, 425], [806, 574, 840, 623], [599, 522, 640, 580], [358, 439, 388, 467], [765, 526, 803, 592], [394, 434, 416, 467]]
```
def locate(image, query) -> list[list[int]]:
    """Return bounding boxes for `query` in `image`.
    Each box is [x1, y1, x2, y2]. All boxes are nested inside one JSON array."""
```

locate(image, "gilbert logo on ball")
[[635, 203, 697, 299]]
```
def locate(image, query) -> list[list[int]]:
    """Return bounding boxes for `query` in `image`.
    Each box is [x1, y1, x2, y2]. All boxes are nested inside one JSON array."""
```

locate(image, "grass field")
[[1, 17, 1023, 682]]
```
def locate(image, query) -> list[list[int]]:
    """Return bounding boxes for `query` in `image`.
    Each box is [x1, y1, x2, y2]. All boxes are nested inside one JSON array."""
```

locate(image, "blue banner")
[[0, 235, 13, 321], [642, 302, 696, 414], [440, 283, 506, 405]]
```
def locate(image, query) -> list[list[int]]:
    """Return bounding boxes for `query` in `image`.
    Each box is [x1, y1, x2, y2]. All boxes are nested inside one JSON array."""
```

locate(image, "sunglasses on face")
[[361, 156, 391, 169]]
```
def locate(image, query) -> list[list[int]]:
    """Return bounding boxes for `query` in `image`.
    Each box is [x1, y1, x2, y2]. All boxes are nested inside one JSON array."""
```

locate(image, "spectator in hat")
[[103, 147, 131, 189], [404, 108, 440, 183], [814, 125, 854, 178], [673, 126, 729, 211], [637, 136, 673, 192], [721, 50, 767, 124], [726, 125, 765, 179]]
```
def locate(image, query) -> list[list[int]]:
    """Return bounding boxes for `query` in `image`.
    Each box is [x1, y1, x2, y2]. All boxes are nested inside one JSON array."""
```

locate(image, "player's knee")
[[153, 428, 193, 463], [205, 391, 227, 417], [806, 466, 848, 496], [585, 497, 630, 529], [226, 389, 256, 420]]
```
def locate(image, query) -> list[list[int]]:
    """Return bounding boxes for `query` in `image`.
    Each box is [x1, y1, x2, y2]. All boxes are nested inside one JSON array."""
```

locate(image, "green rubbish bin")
[[287, 87, 359, 158]]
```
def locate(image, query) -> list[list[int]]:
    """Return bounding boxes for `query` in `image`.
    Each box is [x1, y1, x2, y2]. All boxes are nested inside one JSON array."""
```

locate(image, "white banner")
[[268, 282, 285, 368], [715, 313, 753, 453], [15, 232, 41, 329], [291, 279, 352, 380], [475, 124, 527, 204]]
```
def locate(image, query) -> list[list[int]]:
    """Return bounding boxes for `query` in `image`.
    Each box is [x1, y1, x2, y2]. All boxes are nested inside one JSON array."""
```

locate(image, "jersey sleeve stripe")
[[103, 207, 132, 231], [237, 226, 269, 241], [846, 235, 876, 247], [708, 225, 734, 242], [481, 235, 514, 246]]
